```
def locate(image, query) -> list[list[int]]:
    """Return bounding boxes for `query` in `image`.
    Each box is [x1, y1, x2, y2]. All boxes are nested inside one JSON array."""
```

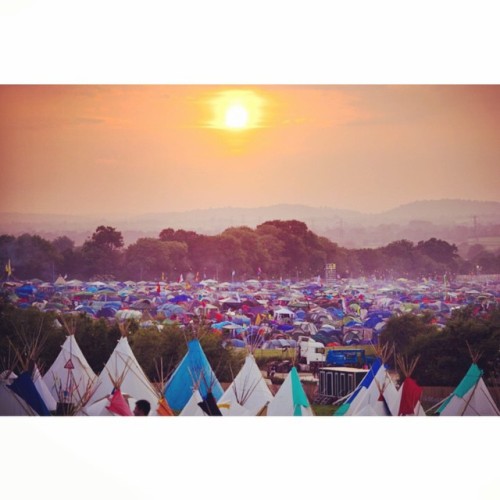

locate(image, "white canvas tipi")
[[42, 334, 97, 405], [179, 390, 207, 416], [338, 358, 400, 416], [218, 354, 274, 415], [436, 363, 500, 416], [86, 336, 159, 414], [33, 364, 57, 412], [267, 367, 314, 416]]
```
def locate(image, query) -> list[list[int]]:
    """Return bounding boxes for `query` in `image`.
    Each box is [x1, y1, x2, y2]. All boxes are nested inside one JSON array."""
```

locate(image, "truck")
[[296, 336, 326, 372], [326, 348, 366, 367], [265, 336, 326, 378], [325, 348, 376, 368]]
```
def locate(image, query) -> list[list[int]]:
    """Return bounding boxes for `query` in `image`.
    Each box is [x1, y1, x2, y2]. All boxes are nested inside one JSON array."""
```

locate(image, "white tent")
[[340, 360, 400, 416], [436, 363, 500, 416], [218, 400, 252, 416], [79, 397, 116, 416], [0, 377, 38, 416], [33, 364, 57, 412], [218, 354, 274, 415], [42, 335, 97, 405], [273, 307, 295, 322], [179, 390, 207, 416], [85, 337, 159, 415], [267, 367, 314, 416], [178, 389, 250, 416]]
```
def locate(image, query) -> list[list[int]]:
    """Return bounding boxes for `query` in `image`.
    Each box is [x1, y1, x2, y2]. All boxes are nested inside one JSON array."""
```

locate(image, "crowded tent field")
[[1, 272, 499, 417]]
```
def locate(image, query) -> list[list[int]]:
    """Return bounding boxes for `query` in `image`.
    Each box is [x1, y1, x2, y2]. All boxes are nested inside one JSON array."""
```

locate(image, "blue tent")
[[75, 305, 96, 315], [335, 358, 383, 416], [227, 338, 246, 348], [96, 306, 117, 318], [295, 310, 306, 320], [164, 339, 223, 412], [169, 294, 192, 303], [9, 372, 51, 416], [276, 324, 294, 332], [15, 284, 36, 298]]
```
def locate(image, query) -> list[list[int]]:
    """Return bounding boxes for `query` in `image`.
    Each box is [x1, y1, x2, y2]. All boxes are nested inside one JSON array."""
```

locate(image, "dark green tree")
[[81, 226, 124, 279]]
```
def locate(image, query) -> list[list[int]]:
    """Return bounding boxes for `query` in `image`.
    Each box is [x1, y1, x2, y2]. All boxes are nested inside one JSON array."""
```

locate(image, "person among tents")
[[133, 399, 151, 416]]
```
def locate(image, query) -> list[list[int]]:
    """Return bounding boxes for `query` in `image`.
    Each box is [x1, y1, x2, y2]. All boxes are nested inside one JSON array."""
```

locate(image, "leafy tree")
[[416, 238, 459, 274], [71, 315, 121, 374], [128, 325, 187, 382], [2, 234, 61, 281], [407, 306, 500, 386], [0, 304, 63, 374], [81, 226, 124, 278], [52, 236, 75, 253], [198, 328, 246, 383], [124, 238, 173, 280], [128, 325, 245, 384], [91, 226, 124, 249], [354, 248, 384, 276], [159, 228, 176, 241], [379, 312, 438, 362]]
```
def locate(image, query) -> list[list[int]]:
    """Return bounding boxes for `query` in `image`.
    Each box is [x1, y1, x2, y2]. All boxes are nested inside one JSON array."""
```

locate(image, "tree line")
[[0, 303, 245, 384], [380, 305, 500, 387], [1, 220, 499, 282], [1, 302, 498, 388]]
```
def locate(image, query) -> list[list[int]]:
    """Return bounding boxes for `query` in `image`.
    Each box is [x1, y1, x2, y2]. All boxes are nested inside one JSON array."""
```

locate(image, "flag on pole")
[[232, 270, 236, 278], [257, 267, 262, 276], [5, 259, 12, 277], [179, 274, 184, 283], [161, 272, 165, 281]]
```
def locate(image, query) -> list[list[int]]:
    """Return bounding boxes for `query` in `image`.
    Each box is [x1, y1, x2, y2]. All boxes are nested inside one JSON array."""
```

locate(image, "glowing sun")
[[225, 104, 249, 129], [206, 90, 264, 131]]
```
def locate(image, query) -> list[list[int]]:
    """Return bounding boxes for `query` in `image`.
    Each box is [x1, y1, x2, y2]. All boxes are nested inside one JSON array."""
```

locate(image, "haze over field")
[[1, 199, 499, 251]]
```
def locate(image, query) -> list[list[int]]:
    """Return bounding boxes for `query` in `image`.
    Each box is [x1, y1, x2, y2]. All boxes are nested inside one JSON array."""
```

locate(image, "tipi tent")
[[164, 339, 223, 412], [218, 354, 273, 415], [8, 371, 51, 416], [267, 367, 314, 416], [394, 355, 425, 416], [435, 363, 500, 416], [80, 389, 134, 416], [42, 334, 97, 407], [179, 389, 206, 416], [86, 336, 160, 414], [335, 358, 383, 416], [334, 357, 400, 416], [0, 373, 38, 416], [33, 364, 57, 412], [218, 399, 252, 416], [180, 388, 251, 416]]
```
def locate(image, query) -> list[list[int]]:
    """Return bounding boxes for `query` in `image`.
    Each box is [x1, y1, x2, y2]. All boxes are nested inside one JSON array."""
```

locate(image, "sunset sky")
[[1, 85, 499, 216]]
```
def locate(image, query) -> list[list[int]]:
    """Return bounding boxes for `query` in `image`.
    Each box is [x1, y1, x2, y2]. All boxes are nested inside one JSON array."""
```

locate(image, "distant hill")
[[376, 199, 500, 225], [1, 199, 499, 247]]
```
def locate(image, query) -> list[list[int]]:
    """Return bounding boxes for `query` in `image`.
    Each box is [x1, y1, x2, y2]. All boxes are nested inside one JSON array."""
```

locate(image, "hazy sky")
[[1, 85, 499, 216]]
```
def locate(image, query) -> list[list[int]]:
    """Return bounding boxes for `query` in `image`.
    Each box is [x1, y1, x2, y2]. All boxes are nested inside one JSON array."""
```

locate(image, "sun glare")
[[225, 104, 248, 129], [207, 89, 264, 131]]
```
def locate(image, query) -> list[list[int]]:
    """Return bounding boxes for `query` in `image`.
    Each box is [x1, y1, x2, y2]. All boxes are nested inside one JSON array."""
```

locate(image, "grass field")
[[252, 344, 378, 363], [312, 404, 340, 416]]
